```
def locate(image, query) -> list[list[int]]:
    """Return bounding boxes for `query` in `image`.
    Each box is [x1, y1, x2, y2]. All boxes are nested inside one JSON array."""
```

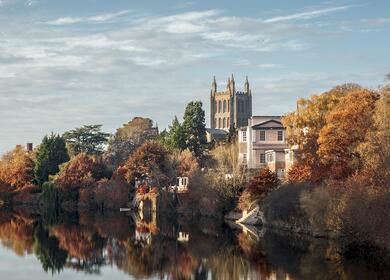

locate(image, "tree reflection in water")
[[0, 208, 388, 280]]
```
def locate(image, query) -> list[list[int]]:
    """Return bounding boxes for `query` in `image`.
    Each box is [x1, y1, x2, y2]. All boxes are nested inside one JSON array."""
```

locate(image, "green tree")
[[182, 101, 207, 159], [104, 117, 158, 167], [63, 125, 110, 156], [34, 134, 69, 186], [163, 116, 186, 151]]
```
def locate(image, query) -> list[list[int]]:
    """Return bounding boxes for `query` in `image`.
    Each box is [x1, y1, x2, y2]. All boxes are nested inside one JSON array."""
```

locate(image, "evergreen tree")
[[63, 125, 110, 156], [182, 101, 207, 159], [34, 134, 69, 186], [164, 116, 186, 151]]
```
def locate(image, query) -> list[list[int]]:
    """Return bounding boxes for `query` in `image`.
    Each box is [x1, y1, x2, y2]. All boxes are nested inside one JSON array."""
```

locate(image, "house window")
[[260, 130, 266, 141], [242, 131, 247, 142], [266, 153, 274, 162], [242, 153, 247, 163], [278, 130, 284, 141], [260, 153, 265, 163]]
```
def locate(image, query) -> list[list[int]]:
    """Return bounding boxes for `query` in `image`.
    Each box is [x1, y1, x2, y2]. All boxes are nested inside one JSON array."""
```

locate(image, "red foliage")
[[246, 168, 279, 200], [54, 153, 97, 190], [122, 141, 172, 187], [94, 178, 129, 210], [239, 168, 279, 209]]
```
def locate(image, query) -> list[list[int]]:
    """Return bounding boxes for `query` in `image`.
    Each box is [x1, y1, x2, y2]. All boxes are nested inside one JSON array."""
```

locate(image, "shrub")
[[94, 178, 129, 210], [263, 183, 312, 230], [238, 168, 279, 210]]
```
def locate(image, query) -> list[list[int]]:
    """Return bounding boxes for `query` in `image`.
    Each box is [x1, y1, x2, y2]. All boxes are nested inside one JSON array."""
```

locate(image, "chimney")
[[27, 143, 33, 152]]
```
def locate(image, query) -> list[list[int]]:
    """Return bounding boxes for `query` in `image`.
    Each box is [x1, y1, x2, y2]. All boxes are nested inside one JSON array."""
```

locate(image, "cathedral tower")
[[210, 75, 252, 131]]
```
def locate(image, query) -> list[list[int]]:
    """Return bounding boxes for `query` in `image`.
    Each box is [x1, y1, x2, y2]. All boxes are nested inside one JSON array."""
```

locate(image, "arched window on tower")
[[227, 117, 230, 128], [223, 118, 226, 128], [223, 100, 227, 113], [219, 118, 222, 128], [218, 101, 222, 113], [227, 100, 230, 112]]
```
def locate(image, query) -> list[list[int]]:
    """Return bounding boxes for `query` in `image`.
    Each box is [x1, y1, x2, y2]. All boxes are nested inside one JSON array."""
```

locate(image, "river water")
[[0, 208, 388, 280]]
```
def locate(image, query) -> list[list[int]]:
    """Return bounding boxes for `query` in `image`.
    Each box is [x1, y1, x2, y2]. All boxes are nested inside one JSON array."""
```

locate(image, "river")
[[0, 208, 388, 280]]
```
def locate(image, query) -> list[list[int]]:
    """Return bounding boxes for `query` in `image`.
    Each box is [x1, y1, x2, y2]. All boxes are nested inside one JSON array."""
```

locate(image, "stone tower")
[[210, 75, 252, 130]]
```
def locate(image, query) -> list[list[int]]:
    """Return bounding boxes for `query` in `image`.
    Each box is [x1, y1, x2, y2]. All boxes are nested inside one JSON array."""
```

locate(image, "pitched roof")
[[252, 119, 284, 129]]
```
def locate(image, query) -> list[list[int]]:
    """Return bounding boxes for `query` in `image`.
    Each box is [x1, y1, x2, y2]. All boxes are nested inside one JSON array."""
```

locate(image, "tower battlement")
[[210, 75, 252, 130]]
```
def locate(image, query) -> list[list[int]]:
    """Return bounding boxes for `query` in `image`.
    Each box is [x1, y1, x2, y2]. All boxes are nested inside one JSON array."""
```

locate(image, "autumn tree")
[[34, 134, 69, 186], [123, 141, 173, 188], [0, 146, 35, 189], [182, 101, 207, 160], [282, 84, 362, 183], [176, 150, 199, 178], [54, 153, 99, 191], [358, 85, 390, 187], [317, 88, 379, 179], [104, 117, 158, 168], [63, 125, 110, 156]]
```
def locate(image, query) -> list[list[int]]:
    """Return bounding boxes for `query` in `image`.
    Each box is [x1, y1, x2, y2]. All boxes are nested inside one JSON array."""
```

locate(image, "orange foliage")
[[50, 224, 103, 259], [94, 178, 129, 210], [0, 146, 35, 189], [177, 150, 199, 178], [318, 89, 379, 179], [123, 141, 172, 187], [54, 153, 97, 190], [0, 214, 36, 256]]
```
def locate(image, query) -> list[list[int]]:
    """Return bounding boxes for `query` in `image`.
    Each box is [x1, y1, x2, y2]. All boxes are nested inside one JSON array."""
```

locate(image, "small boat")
[[120, 208, 131, 212]]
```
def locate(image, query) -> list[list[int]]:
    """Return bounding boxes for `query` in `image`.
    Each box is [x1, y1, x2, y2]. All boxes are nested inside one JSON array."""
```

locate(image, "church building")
[[208, 74, 296, 180], [210, 74, 252, 131]]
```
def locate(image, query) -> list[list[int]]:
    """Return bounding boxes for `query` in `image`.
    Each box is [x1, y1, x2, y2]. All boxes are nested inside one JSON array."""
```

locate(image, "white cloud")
[[45, 10, 130, 25], [264, 6, 352, 23], [361, 18, 390, 26]]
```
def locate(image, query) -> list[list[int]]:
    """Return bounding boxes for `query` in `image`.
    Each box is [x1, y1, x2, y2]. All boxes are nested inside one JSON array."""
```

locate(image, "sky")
[[0, 0, 389, 153]]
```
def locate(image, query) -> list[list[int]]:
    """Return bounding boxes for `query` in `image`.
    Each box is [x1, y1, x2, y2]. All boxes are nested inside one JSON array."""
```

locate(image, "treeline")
[[0, 101, 230, 214]]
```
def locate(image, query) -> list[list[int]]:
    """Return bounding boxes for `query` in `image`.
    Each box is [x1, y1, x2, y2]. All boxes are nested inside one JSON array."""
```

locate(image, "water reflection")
[[0, 208, 388, 280]]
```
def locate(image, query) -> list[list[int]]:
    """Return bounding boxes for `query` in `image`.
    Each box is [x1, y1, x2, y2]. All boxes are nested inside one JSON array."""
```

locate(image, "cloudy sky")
[[0, 0, 389, 153]]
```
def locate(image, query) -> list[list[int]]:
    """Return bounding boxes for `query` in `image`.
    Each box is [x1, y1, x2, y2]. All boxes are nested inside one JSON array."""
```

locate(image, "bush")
[[238, 168, 279, 210], [263, 183, 312, 231], [94, 178, 129, 210]]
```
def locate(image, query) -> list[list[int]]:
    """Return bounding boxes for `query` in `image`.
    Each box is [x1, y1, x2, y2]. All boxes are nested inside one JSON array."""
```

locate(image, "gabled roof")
[[252, 119, 284, 129]]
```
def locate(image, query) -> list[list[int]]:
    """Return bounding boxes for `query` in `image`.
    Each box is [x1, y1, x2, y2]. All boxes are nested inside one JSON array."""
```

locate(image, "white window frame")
[[242, 131, 247, 142], [242, 153, 247, 163]]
